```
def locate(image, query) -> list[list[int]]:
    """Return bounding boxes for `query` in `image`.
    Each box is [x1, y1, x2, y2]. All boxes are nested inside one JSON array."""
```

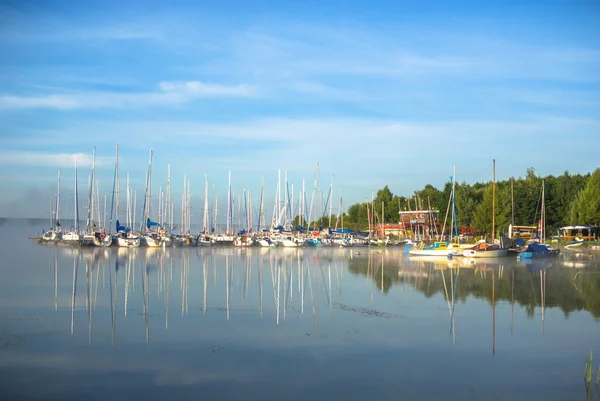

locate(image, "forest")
[[334, 167, 600, 236]]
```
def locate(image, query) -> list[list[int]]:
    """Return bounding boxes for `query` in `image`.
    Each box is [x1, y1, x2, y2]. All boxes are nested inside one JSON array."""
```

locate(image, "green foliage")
[[342, 167, 593, 233], [570, 169, 600, 226]]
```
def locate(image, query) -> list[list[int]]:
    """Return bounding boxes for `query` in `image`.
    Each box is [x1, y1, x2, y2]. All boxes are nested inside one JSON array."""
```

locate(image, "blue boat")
[[518, 243, 560, 259]]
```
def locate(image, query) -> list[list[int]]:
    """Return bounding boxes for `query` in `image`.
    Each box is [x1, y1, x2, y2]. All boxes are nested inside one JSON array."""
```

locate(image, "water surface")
[[1, 219, 600, 400]]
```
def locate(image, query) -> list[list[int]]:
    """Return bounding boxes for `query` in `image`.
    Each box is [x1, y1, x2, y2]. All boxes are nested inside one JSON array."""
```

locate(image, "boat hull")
[[461, 249, 508, 258], [409, 248, 459, 257]]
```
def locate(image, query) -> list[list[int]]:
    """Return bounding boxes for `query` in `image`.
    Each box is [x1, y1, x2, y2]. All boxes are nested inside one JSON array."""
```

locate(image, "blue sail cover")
[[332, 229, 355, 234], [116, 220, 130, 233], [147, 218, 161, 229], [524, 243, 551, 253]]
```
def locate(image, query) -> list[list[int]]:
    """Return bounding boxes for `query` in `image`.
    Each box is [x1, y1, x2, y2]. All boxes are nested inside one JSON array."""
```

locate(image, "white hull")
[[234, 237, 253, 247], [409, 249, 459, 257], [117, 236, 141, 247], [141, 235, 160, 247], [197, 239, 213, 246], [62, 231, 80, 243], [462, 249, 508, 258], [41, 230, 59, 242], [280, 239, 302, 247], [257, 239, 273, 247]]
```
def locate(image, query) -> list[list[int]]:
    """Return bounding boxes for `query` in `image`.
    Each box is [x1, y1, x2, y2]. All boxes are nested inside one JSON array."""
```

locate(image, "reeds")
[[583, 349, 594, 386], [584, 349, 597, 386]]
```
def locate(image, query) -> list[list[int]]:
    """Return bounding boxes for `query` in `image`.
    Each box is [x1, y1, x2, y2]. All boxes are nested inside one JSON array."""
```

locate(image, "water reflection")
[[52, 246, 600, 349]]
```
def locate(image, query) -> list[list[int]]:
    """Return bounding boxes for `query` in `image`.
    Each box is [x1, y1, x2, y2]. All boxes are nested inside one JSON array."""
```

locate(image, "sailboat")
[[62, 157, 81, 244], [518, 180, 560, 259], [82, 147, 112, 247], [42, 170, 63, 243], [410, 166, 461, 257], [139, 151, 171, 247], [463, 160, 508, 258], [115, 171, 140, 247]]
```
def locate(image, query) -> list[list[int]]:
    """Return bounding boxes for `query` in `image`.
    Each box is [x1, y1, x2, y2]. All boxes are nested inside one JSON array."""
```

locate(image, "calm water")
[[1, 220, 600, 401]]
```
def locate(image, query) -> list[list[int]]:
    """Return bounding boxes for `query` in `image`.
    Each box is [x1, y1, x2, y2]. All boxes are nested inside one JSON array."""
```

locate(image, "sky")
[[0, 0, 599, 220]]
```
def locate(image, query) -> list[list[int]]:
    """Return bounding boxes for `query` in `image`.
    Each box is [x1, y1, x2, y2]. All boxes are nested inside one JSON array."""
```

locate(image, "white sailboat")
[[462, 160, 508, 258], [140, 150, 170, 247], [62, 157, 81, 244], [82, 147, 112, 247]]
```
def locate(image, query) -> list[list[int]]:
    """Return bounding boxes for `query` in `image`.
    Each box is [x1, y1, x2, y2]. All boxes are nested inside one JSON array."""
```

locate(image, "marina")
[[2, 218, 600, 401]]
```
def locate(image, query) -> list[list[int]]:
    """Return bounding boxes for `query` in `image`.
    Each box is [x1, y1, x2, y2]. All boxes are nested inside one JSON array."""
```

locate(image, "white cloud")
[[0, 81, 255, 110], [0, 151, 113, 168], [158, 81, 253, 97]]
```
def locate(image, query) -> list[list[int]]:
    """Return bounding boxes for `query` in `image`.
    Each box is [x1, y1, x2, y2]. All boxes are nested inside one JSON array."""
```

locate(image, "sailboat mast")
[[87, 147, 96, 230], [49, 185, 53, 230], [492, 159, 496, 241], [203, 174, 208, 233], [74, 157, 79, 233], [115, 143, 119, 224], [329, 175, 334, 229], [56, 169, 61, 229], [166, 163, 171, 231], [541, 180, 545, 243], [511, 177, 514, 227], [109, 144, 118, 233], [227, 171, 231, 235]]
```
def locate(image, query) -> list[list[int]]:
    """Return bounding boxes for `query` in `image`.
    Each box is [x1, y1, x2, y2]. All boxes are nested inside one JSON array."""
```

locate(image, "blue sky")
[[0, 0, 599, 219]]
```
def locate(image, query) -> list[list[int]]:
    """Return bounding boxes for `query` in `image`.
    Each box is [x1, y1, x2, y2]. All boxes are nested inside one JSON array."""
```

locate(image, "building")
[[398, 210, 440, 239]]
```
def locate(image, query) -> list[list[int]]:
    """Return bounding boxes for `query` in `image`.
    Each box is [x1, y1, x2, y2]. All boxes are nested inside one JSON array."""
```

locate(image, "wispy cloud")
[[0, 151, 113, 167], [0, 81, 255, 110]]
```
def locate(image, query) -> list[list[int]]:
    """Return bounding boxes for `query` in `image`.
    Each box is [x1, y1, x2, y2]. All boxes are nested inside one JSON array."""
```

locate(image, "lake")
[[1, 219, 599, 400]]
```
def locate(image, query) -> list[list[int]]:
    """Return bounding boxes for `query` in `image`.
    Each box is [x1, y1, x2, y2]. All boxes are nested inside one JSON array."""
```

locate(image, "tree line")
[[338, 167, 600, 236]]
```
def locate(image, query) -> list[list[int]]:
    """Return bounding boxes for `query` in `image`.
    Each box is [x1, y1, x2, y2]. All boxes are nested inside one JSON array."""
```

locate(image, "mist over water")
[[1, 219, 599, 401]]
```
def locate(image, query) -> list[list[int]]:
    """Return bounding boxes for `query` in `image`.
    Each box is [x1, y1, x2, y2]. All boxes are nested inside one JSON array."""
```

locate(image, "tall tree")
[[569, 169, 600, 225]]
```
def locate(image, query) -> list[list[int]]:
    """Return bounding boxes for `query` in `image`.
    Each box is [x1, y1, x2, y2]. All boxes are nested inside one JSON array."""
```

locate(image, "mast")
[[115, 144, 119, 225], [49, 185, 53, 230], [110, 144, 118, 233], [511, 177, 515, 227], [258, 178, 264, 232], [329, 175, 334, 229], [541, 180, 545, 244], [492, 159, 496, 241], [203, 174, 208, 233], [74, 156, 80, 233], [87, 147, 96, 231], [56, 169, 61, 230], [167, 164, 171, 230], [226, 171, 232, 235], [181, 176, 186, 233], [140, 150, 152, 232]]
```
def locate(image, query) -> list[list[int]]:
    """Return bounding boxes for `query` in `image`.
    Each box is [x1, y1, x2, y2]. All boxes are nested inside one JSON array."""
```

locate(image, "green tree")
[[570, 169, 600, 225]]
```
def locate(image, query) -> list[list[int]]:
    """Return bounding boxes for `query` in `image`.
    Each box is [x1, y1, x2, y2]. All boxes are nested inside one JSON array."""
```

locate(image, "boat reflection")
[[51, 246, 600, 347]]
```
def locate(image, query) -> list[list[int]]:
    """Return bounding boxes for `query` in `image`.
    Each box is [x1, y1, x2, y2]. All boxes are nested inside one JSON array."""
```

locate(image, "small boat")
[[518, 243, 560, 259], [141, 231, 170, 247], [41, 230, 60, 243], [233, 235, 253, 247], [256, 236, 273, 247], [409, 242, 460, 257], [213, 234, 234, 246], [196, 234, 214, 246], [115, 232, 140, 247], [462, 242, 508, 258], [61, 230, 81, 244], [279, 236, 304, 247], [564, 238, 585, 249]]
